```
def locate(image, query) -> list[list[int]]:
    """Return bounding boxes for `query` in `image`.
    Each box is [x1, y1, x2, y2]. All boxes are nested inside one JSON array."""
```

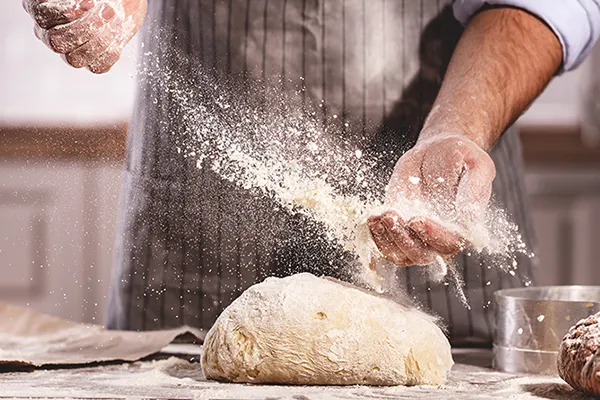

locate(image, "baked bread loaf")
[[558, 312, 600, 395]]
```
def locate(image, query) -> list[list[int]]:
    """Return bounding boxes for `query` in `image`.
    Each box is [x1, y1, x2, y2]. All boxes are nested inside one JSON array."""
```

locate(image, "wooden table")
[[0, 349, 592, 400]]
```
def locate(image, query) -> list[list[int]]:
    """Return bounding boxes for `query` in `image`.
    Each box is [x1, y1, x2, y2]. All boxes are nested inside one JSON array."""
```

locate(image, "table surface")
[[0, 349, 594, 400]]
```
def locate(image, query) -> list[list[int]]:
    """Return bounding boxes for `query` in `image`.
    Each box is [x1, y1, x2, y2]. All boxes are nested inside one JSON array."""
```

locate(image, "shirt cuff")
[[453, 0, 600, 71]]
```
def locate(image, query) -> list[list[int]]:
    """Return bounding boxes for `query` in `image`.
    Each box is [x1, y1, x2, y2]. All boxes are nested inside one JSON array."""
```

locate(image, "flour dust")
[[136, 46, 533, 309]]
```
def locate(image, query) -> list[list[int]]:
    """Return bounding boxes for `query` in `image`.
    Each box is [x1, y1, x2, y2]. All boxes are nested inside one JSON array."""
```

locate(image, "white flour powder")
[[137, 46, 533, 306]]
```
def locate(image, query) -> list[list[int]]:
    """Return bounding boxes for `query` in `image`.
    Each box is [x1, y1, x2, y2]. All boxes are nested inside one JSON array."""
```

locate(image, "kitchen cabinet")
[[0, 161, 122, 324], [527, 170, 600, 286]]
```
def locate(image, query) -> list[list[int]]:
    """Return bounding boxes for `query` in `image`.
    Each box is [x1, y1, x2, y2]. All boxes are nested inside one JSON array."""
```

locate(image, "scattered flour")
[[135, 45, 533, 306]]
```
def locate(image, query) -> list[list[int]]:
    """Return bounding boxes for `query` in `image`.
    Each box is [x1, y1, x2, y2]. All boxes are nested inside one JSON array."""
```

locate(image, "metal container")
[[494, 286, 600, 375]]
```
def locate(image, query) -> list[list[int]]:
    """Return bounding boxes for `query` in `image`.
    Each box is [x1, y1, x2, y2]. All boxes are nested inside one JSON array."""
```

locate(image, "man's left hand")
[[367, 134, 496, 267]]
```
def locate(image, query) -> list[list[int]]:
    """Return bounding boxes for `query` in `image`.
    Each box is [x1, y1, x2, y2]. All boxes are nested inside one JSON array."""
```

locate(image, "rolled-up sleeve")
[[453, 0, 600, 71]]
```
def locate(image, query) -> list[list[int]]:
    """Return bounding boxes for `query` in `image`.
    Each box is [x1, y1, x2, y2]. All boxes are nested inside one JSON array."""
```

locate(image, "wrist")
[[418, 105, 497, 151]]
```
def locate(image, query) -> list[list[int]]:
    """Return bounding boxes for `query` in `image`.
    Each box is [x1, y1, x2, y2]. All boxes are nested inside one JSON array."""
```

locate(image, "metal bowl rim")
[[494, 285, 600, 304], [492, 344, 558, 355]]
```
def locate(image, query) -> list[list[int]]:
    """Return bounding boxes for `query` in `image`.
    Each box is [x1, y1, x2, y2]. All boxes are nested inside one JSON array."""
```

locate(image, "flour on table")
[[1, 352, 588, 399]]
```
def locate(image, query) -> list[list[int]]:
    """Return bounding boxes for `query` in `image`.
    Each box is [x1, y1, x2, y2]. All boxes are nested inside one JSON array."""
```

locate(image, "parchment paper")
[[0, 303, 205, 368]]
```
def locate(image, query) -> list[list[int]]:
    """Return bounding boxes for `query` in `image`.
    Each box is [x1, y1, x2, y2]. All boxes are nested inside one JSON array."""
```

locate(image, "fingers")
[[86, 2, 147, 73], [64, 28, 112, 68], [38, 2, 115, 54], [24, 0, 95, 30], [407, 217, 466, 255], [368, 211, 468, 268], [29, 0, 139, 73], [368, 211, 435, 267], [367, 216, 412, 267], [64, 8, 120, 68], [87, 44, 121, 73], [380, 211, 435, 266]]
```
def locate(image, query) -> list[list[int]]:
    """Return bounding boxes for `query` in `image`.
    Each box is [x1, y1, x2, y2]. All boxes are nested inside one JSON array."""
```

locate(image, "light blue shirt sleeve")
[[453, 0, 600, 71]]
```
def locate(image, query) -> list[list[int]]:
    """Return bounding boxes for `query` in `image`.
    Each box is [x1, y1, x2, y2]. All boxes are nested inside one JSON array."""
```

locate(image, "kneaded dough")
[[201, 273, 453, 386]]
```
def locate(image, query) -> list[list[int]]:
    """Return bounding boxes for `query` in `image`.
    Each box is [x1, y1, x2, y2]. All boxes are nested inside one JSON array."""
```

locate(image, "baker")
[[24, 0, 600, 344]]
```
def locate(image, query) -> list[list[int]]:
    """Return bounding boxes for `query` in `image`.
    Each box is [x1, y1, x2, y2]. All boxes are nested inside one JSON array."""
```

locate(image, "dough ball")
[[558, 312, 600, 395], [201, 273, 453, 386]]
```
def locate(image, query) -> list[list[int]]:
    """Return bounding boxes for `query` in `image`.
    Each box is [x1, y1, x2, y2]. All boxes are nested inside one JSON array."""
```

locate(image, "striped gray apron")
[[107, 0, 537, 344]]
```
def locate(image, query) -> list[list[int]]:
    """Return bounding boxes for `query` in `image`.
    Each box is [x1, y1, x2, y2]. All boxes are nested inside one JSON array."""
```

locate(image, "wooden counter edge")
[[519, 124, 600, 167], [1, 124, 599, 167], [0, 124, 128, 162]]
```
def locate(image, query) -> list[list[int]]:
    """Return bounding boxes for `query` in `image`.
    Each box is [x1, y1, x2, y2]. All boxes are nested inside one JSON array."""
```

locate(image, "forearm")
[[419, 6, 562, 151]]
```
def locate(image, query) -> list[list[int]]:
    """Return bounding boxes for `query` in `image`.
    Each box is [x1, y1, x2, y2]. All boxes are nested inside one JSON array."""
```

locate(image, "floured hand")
[[368, 135, 495, 267], [23, 0, 147, 73]]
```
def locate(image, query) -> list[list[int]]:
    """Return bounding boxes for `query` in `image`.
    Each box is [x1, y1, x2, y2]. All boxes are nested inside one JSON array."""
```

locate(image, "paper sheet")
[[0, 303, 205, 369]]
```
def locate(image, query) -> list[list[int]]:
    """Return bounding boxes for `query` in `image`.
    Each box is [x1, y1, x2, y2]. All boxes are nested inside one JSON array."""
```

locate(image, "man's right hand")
[[23, 0, 147, 73]]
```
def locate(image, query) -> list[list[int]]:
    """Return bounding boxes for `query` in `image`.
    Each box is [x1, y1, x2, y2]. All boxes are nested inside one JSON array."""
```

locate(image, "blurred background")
[[1, 2, 600, 325]]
